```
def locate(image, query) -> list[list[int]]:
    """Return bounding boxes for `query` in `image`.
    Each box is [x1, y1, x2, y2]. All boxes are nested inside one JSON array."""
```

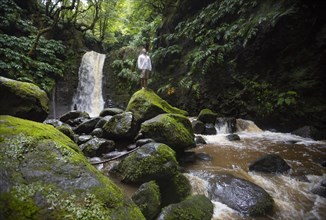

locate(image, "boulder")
[[0, 115, 144, 220], [56, 125, 75, 141], [74, 117, 101, 134], [136, 138, 155, 147], [158, 173, 191, 206], [157, 195, 214, 220], [132, 181, 161, 220], [43, 119, 64, 127], [140, 114, 195, 152], [0, 76, 49, 122], [91, 128, 103, 137], [59, 110, 90, 123], [249, 154, 291, 173], [192, 120, 205, 134], [197, 108, 217, 124], [204, 123, 216, 135], [102, 112, 135, 139], [76, 134, 93, 145], [95, 115, 112, 128], [226, 134, 240, 141], [100, 107, 124, 117], [116, 142, 178, 184], [208, 174, 274, 216], [196, 153, 212, 161], [126, 89, 187, 126], [292, 125, 325, 140], [195, 136, 207, 145], [79, 137, 115, 157]]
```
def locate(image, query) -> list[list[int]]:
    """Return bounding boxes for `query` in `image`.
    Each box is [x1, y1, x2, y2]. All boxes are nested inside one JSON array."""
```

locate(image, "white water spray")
[[72, 51, 106, 117]]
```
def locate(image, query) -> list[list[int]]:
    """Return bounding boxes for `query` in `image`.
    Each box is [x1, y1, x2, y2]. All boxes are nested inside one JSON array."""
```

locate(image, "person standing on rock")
[[137, 48, 152, 89]]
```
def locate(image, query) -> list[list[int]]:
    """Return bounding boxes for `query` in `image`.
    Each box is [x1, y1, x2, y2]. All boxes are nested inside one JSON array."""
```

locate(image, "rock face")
[[116, 142, 178, 184], [140, 114, 195, 152], [0, 115, 144, 220], [0, 76, 49, 122], [208, 174, 274, 216], [132, 181, 161, 220], [157, 195, 214, 220], [126, 89, 187, 126], [249, 154, 291, 173]]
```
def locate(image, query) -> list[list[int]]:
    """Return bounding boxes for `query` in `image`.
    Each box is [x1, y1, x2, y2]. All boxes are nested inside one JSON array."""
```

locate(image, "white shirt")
[[137, 53, 152, 71]]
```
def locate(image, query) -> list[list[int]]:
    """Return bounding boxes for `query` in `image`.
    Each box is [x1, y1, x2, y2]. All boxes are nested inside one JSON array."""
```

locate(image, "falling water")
[[72, 51, 106, 117]]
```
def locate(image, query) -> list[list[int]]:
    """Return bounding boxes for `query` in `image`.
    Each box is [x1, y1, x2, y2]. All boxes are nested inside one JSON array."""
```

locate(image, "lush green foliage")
[[0, 0, 66, 93]]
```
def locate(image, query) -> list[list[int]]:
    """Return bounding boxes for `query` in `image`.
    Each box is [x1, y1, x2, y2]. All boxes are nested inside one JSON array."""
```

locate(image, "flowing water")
[[185, 120, 326, 220], [72, 51, 106, 117]]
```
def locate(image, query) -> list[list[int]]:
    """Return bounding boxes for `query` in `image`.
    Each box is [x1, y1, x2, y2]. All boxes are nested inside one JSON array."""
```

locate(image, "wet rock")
[[192, 120, 205, 134], [91, 128, 103, 137], [226, 134, 240, 141], [100, 107, 124, 117], [66, 116, 89, 127], [132, 181, 161, 220], [158, 173, 191, 206], [208, 174, 274, 216], [103, 150, 128, 159], [0, 115, 144, 219], [102, 112, 135, 139], [77, 135, 93, 145], [79, 137, 115, 157], [196, 153, 212, 161], [126, 89, 187, 126], [157, 195, 214, 220], [59, 110, 89, 123], [95, 115, 112, 128], [179, 152, 196, 163], [292, 126, 326, 140], [0, 76, 49, 122], [116, 142, 178, 184], [74, 117, 101, 134], [321, 179, 326, 187], [56, 125, 75, 141], [195, 136, 207, 145], [136, 138, 155, 147], [311, 186, 326, 198], [140, 114, 195, 152], [43, 119, 64, 127], [198, 108, 218, 124], [249, 154, 291, 173], [204, 123, 216, 135]]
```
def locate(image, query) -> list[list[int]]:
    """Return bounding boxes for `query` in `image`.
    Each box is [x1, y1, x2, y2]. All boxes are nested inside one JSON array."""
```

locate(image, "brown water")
[[185, 131, 326, 220]]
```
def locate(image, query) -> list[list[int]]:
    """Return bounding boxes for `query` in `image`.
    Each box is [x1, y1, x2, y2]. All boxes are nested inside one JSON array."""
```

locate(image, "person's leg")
[[144, 70, 148, 88], [141, 70, 146, 88]]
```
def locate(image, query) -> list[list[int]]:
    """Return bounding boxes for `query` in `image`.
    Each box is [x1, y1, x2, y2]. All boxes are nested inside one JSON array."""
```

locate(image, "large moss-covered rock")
[[132, 181, 161, 220], [157, 195, 214, 220], [208, 174, 274, 216], [140, 114, 195, 152], [0, 76, 49, 122], [197, 108, 217, 124], [126, 89, 187, 125], [116, 142, 178, 184], [0, 115, 145, 220]]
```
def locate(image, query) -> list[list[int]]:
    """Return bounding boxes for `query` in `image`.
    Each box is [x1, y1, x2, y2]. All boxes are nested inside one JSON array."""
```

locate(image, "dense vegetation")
[[1, 0, 325, 132]]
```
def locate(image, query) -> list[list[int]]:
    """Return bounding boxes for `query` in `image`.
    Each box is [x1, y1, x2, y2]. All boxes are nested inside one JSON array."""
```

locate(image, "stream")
[[185, 127, 326, 219]]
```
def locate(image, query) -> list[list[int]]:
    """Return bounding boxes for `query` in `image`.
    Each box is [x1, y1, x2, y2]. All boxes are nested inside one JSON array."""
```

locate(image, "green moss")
[[0, 115, 79, 152], [56, 125, 75, 141], [197, 108, 218, 124], [0, 76, 49, 112], [158, 195, 214, 220], [126, 89, 188, 123], [117, 143, 178, 183]]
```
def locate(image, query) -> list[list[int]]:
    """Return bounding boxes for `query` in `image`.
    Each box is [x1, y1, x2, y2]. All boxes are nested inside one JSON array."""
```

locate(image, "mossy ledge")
[[0, 115, 145, 220]]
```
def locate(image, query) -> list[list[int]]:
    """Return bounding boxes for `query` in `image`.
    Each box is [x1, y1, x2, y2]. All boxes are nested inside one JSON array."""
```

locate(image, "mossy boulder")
[[197, 108, 218, 124], [0, 76, 49, 122], [208, 174, 274, 216], [132, 181, 161, 220], [140, 114, 195, 152], [56, 125, 75, 141], [116, 142, 178, 184], [100, 107, 124, 117], [59, 110, 90, 123], [74, 117, 101, 134], [0, 115, 145, 220], [159, 173, 191, 206], [102, 111, 135, 139], [79, 137, 115, 157], [126, 89, 187, 126], [157, 195, 214, 220]]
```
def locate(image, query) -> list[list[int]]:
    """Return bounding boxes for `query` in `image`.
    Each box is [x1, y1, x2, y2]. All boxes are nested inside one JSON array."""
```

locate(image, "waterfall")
[[215, 117, 237, 134], [72, 51, 106, 117]]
